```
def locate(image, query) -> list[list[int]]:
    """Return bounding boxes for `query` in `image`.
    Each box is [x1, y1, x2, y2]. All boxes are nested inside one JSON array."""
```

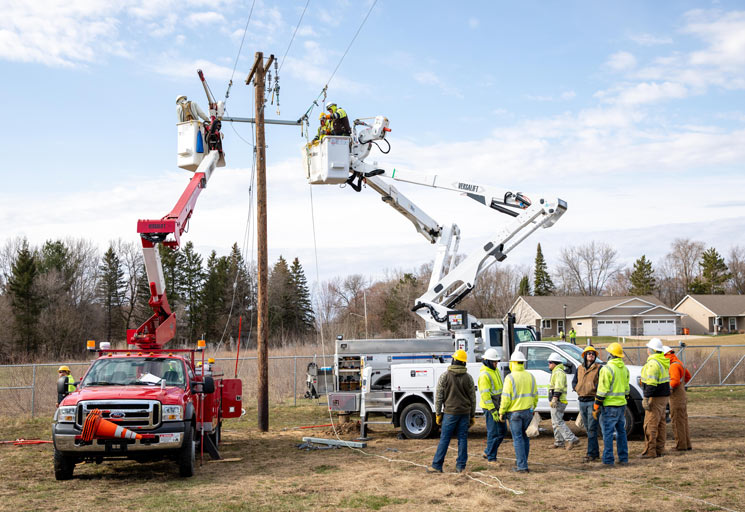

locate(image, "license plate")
[[159, 433, 181, 443]]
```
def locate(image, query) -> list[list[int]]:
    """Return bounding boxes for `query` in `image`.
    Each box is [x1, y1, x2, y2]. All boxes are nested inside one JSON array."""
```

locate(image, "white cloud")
[[603, 81, 689, 105], [606, 51, 637, 71], [149, 57, 239, 81], [186, 11, 226, 26], [629, 33, 673, 46], [525, 91, 576, 101], [684, 9, 745, 69], [412, 71, 463, 99]]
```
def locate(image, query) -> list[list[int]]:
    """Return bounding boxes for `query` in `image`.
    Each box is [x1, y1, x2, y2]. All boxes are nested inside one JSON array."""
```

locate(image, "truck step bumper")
[[54, 432, 184, 453]]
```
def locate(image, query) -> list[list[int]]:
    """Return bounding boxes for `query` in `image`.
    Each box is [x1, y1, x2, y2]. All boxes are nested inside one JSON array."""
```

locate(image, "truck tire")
[[624, 405, 636, 438], [179, 424, 196, 477], [400, 403, 434, 439], [54, 449, 75, 480]]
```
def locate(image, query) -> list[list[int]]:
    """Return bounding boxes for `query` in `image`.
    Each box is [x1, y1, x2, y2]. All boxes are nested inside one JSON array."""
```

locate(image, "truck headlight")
[[163, 405, 184, 421], [57, 406, 76, 423]]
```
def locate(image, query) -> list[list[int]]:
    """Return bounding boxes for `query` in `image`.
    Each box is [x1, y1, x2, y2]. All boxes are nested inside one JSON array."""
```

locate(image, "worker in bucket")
[[499, 351, 538, 473], [176, 95, 210, 123], [548, 352, 580, 450], [593, 342, 630, 467], [325, 103, 351, 136], [427, 349, 476, 474], [572, 345, 603, 462], [478, 348, 505, 464], [663, 345, 692, 451], [639, 338, 670, 459], [313, 112, 331, 142], [57, 366, 76, 406]]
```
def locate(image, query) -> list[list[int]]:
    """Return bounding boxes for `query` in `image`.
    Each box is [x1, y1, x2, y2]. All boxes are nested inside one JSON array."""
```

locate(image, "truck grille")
[[76, 400, 161, 430]]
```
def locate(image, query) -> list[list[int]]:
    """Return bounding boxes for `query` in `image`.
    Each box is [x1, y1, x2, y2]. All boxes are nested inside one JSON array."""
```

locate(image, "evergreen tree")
[[38, 239, 76, 289], [518, 275, 531, 296], [697, 247, 732, 294], [226, 243, 253, 346], [268, 255, 294, 339], [629, 255, 656, 295], [381, 273, 419, 336], [7, 240, 41, 353], [201, 251, 230, 343], [179, 241, 204, 343], [533, 243, 555, 296], [98, 245, 125, 343], [290, 257, 315, 334], [158, 244, 184, 306]]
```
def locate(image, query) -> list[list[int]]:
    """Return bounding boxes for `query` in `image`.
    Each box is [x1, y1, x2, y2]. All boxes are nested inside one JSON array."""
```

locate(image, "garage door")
[[597, 320, 630, 336], [643, 319, 676, 336]]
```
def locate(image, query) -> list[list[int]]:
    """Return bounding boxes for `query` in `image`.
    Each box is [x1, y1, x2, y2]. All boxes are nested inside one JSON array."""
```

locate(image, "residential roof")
[[677, 295, 745, 316], [516, 295, 667, 318]]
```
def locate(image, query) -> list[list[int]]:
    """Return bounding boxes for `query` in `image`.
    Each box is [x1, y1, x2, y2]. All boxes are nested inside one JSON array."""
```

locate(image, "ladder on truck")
[[359, 368, 392, 439]]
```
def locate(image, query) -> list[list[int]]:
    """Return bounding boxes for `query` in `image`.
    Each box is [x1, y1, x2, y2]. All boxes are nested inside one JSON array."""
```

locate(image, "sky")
[[2, 0, 745, 286]]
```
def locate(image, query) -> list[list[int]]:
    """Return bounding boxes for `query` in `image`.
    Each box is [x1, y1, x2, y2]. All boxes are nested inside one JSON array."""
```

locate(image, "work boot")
[[566, 439, 580, 451], [455, 467, 465, 473], [637, 453, 656, 459], [426, 466, 443, 473], [511, 467, 529, 473], [582, 456, 598, 463], [618, 461, 629, 466], [549, 444, 564, 449]]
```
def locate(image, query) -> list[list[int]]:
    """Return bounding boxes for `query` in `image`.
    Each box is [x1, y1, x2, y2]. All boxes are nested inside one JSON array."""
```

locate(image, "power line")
[[279, 0, 311, 72], [325, 0, 378, 87], [224, 0, 258, 103]]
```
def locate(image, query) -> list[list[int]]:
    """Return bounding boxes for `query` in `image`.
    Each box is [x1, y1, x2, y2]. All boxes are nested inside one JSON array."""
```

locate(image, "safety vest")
[[597, 358, 629, 407], [549, 363, 568, 404], [478, 365, 503, 410], [641, 353, 670, 386], [181, 101, 195, 122], [66, 375, 76, 393], [499, 364, 538, 414]]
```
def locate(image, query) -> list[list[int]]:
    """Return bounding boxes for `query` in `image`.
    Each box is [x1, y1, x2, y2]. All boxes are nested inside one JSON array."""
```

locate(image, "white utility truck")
[[387, 341, 646, 439]]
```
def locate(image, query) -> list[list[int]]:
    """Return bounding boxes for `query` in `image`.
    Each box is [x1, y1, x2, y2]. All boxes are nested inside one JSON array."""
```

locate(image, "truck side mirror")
[[57, 376, 69, 395], [191, 376, 215, 394]]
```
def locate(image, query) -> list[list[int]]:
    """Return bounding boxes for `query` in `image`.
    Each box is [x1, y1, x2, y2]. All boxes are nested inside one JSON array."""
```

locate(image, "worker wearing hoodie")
[[572, 345, 603, 462], [428, 350, 476, 474], [664, 346, 692, 451], [639, 338, 671, 459], [499, 351, 538, 473]]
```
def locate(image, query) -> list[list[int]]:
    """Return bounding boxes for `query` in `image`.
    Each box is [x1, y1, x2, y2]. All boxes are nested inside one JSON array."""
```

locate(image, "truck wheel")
[[400, 403, 434, 439], [179, 425, 196, 477], [54, 449, 75, 480], [624, 405, 636, 437]]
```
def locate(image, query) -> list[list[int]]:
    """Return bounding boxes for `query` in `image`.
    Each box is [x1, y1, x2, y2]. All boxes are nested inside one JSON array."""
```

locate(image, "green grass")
[[339, 493, 407, 510]]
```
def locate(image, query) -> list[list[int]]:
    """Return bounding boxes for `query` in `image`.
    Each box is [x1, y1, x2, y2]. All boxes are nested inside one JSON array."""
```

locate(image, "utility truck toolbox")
[[177, 121, 206, 171], [305, 136, 350, 184], [328, 391, 359, 412]]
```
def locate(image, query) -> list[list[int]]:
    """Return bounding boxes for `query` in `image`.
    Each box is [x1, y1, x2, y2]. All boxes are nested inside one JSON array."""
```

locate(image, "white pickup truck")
[[384, 341, 645, 439]]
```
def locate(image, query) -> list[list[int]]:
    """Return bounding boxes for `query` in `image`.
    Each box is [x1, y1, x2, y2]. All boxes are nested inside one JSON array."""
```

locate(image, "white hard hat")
[[483, 348, 500, 361], [548, 352, 563, 364], [662, 345, 672, 354], [510, 350, 527, 363], [646, 338, 664, 352], [176, 95, 187, 104]]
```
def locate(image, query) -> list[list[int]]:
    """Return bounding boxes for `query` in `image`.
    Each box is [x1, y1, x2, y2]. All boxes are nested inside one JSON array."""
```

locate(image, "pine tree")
[[518, 275, 531, 296], [179, 241, 204, 343], [697, 247, 732, 294], [533, 243, 555, 296], [629, 255, 656, 295], [158, 244, 184, 306], [201, 251, 230, 343], [268, 255, 294, 339], [98, 245, 125, 343], [7, 240, 41, 353], [290, 257, 316, 334], [38, 239, 76, 289], [226, 243, 253, 347]]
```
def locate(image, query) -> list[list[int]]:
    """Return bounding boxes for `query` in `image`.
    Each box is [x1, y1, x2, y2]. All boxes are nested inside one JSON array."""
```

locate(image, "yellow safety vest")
[[597, 358, 629, 406], [641, 353, 670, 386], [65, 375, 76, 393], [478, 365, 503, 410], [549, 364, 568, 404], [499, 364, 538, 414]]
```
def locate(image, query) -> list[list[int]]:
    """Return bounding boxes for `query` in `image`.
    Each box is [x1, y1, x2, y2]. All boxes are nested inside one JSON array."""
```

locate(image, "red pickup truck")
[[52, 350, 242, 480]]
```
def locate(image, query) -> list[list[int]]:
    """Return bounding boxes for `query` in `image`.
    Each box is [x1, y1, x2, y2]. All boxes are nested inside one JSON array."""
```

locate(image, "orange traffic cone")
[[81, 409, 142, 442]]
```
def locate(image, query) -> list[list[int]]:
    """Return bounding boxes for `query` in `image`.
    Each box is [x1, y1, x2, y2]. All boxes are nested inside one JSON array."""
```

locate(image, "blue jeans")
[[600, 405, 628, 465], [507, 409, 532, 471], [483, 410, 506, 461], [579, 401, 600, 458], [432, 413, 469, 471]]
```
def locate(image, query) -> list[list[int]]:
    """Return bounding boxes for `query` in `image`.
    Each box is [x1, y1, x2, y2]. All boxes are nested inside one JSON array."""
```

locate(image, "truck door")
[[523, 346, 579, 412]]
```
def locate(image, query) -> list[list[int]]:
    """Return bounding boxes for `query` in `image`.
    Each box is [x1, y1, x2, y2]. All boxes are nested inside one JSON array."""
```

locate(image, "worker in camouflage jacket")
[[428, 349, 476, 474]]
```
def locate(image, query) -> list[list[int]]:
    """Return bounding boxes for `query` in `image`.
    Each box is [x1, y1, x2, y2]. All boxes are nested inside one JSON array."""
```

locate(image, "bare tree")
[[605, 267, 631, 296], [463, 264, 526, 318], [115, 239, 145, 329], [728, 246, 745, 294], [557, 241, 622, 296], [666, 238, 705, 292]]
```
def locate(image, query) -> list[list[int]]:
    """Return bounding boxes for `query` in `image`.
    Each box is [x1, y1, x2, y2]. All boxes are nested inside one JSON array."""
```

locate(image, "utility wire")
[[279, 0, 311, 72], [224, 0, 258, 103], [325, 0, 378, 87]]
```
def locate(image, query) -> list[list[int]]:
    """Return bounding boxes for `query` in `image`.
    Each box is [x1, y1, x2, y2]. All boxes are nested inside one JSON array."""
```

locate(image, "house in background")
[[674, 295, 745, 335], [510, 295, 684, 338]]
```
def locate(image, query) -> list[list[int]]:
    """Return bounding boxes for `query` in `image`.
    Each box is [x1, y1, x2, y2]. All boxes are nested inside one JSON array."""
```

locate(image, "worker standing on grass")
[[548, 353, 580, 450], [478, 348, 505, 464], [325, 103, 351, 136], [499, 351, 538, 473], [559, 329, 565, 342], [572, 345, 603, 462], [57, 366, 75, 406], [593, 342, 630, 467], [427, 349, 476, 474], [664, 345, 692, 451], [569, 328, 576, 345], [639, 338, 671, 459]]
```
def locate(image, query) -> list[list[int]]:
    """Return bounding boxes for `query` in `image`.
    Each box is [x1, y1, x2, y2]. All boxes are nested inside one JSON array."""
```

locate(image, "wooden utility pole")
[[246, 51, 274, 432]]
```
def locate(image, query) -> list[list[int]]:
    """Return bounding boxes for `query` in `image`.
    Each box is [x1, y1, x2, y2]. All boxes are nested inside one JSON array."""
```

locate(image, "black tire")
[[179, 424, 196, 477], [54, 449, 75, 480], [624, 405, 636, 438], [399, 403, 434, 440]]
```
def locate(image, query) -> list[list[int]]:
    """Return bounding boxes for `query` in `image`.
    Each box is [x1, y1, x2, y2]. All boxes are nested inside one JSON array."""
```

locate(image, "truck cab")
[[52, 351, 242, 480]]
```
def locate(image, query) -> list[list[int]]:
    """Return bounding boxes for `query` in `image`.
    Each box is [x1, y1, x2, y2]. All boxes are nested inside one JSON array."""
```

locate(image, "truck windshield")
[[514, 328, 536, 342], [560, 344, 584, 361], [81, 358, 186, 388]]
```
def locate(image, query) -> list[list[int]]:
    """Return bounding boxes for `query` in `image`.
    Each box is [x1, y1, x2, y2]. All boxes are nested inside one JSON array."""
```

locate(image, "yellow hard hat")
[[582, 345, 598, 355], [606, 343, 624, 358], [452, 349, 468, 363], [58, 366, 70, 373], [207, 358, 215, 364], [319, 112, 326, 120]]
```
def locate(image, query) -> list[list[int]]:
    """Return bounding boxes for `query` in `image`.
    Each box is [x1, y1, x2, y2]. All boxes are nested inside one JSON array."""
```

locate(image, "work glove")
[[436, 414, 443, 426], [642, 397, 651, 411], [491, 410, 500, 422], [550, 397, 558, 409], [592, 403, 601, 421], [499, 414, 505, 423], [625, 394, 630, 402], [469, 417, 475, 428]]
